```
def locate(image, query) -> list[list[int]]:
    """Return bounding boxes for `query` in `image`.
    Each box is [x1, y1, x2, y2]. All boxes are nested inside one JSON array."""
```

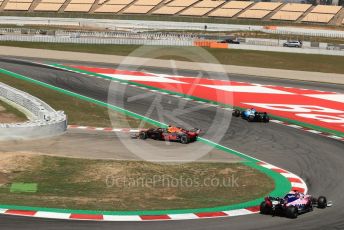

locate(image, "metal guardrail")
[[0, 82, 67, 140], [0, 28, 200, 40], [327, 43, 344, 50], [245, 38, 279, 47]]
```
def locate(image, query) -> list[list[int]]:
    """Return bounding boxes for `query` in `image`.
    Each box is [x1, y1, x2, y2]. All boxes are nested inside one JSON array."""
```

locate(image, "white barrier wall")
[[0, 35, 193, 46], [0, 82, 67, 140], [0, 28, 200, 41]]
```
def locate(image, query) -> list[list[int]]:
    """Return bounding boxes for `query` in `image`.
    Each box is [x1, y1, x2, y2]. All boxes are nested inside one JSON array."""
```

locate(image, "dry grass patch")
[[0, 153, 274, 211], [0, 100, 27, 123]]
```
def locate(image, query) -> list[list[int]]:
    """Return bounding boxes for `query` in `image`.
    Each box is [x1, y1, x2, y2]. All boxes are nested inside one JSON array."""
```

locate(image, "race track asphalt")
[[0, 57, 343, 230]]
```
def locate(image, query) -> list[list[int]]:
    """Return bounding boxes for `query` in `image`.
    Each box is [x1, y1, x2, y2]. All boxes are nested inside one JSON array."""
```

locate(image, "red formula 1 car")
[[135, 126, 200, 144]]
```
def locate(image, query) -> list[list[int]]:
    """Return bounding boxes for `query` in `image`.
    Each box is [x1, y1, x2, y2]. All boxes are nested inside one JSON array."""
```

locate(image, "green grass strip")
[[0, 67, 291, 215], [10, 183, 38, 193]]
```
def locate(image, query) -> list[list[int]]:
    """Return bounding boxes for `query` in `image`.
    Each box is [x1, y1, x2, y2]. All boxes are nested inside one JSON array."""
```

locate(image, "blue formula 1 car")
[[232, 108, 270, 122]]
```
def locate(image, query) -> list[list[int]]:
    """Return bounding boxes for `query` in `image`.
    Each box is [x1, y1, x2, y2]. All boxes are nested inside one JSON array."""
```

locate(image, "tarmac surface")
[[0, 57, 343, 230]]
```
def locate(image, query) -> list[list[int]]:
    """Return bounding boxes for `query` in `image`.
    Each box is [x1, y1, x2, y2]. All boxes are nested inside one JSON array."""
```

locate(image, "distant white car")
[[283, 41, 302, 48]]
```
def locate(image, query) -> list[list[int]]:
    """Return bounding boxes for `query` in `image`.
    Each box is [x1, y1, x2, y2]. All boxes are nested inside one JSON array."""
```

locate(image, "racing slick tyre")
[[263, 114, 270, 123], [232, 109, 241, 117], [286, 206, 298, 219], [308, 202, 314, 212], [260, 201, 271, 215], [248, 115, 255, 122], [139, 132, 147, 140], [190, 136, 197, 142], [317, 196, 327, 209], [180, 135, 189, 144]]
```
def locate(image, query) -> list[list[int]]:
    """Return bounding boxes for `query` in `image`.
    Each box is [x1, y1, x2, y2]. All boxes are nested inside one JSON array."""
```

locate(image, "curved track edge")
[[0, 160, 306, 221], [0, 67, 307, 221]]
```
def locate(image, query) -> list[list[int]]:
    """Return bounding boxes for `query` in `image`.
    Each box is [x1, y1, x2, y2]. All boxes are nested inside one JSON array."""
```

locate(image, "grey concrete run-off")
[[0, 82, 67, 140]]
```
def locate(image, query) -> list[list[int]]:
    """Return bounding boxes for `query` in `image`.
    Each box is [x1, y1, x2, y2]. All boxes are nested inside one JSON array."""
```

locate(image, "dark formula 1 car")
[[136, 127, 200, 144], [232, 108, 270, 122], [219, 38, 240, 44], [260, 192, 330, 219]]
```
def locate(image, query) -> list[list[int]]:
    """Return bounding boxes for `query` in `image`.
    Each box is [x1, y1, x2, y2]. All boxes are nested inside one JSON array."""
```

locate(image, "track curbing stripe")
[[5, 210, 37, 216], [195, 212, 228, 218], [69, 214, 104, 220], [35, 211, 71, 219], [103, 215, 142, 221], [245, 206, 260, 213], [0, 209, 8, 214], [67, 125, 141, 133], [140, 215, 171, 221]]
